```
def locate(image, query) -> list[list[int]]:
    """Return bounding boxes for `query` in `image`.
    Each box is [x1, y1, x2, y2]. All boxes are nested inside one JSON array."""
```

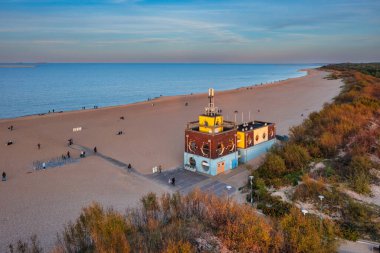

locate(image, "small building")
[[236, 121, 276, 163], [184, 89, 238, 176], [184, 88, 276, 176]]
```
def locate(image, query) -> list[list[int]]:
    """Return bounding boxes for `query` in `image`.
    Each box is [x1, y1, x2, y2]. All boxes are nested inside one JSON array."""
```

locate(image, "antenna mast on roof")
[[205, 88, 218, 116]]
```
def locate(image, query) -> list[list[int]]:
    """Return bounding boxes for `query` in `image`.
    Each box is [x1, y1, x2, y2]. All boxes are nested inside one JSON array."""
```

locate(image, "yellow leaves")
[[221, 206, 274, 253], [163, 240, 193, 253], [280, 208, 322, 253], [82, 203, 130, 253]]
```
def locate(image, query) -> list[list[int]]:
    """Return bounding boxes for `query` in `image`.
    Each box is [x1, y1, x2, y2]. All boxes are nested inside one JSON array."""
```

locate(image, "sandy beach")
[[0, 69, 343, 251]]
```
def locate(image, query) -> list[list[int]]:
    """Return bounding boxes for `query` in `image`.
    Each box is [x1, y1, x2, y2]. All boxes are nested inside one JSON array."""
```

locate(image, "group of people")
[[61, 151, 71, 160]]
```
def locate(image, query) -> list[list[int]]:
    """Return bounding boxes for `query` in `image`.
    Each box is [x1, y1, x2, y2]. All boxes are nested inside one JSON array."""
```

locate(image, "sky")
[[0, 0, 379, 63]]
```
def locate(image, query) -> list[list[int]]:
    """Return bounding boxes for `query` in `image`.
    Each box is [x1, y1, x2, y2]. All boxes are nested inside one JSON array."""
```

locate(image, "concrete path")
[[71, 144, 248, 198], [339, 239, 380, 253]]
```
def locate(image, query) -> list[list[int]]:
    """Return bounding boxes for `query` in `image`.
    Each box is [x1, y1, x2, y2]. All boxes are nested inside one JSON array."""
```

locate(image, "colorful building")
[[184, 88, 276, 176], [236, 121, 276, 163]]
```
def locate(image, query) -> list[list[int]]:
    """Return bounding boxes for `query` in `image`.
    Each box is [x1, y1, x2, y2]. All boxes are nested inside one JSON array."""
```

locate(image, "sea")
[[0, 63, 321, 119]]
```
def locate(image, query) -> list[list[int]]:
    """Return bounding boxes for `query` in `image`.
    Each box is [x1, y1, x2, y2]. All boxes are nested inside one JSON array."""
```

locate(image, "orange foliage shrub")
[[56, 190, 285, 253], [221, 204, 282, 252], [163, 240, 193, 253], [280, 208, 338, 253]]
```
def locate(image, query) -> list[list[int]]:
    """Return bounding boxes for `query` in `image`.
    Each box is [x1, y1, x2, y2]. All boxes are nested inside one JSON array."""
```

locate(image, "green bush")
[[281, 143, 311, 172], [347, 156, 373, 194], [258, 153, 287, 179], [259, 196, 292, 217], [340, 223, 359, 241]]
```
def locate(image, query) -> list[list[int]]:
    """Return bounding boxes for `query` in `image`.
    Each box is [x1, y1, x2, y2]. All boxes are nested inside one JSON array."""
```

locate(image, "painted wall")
[[268, 124, 276, 140], [238, 138, 276, 163], [253, 125, 268, 145], [237, 130, 254, 149], [199, 115, 224, 133], [185, 129, 237, 159], [184, 152, 238, 176], [237, 131, 245, 148]]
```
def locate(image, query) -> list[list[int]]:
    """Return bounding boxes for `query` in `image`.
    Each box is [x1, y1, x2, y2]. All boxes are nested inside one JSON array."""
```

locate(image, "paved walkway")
[[148, 168, 238, 197], [70, 144, 247, 198], [70, 144, 143, 176], [339, 239, 380, 253]]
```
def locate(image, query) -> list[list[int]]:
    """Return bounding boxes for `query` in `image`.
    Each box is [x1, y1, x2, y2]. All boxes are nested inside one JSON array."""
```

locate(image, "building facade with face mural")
[[184, 88, 276, 176]]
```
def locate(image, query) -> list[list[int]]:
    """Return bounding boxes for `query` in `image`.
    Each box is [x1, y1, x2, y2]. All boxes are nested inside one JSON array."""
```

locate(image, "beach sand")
[[0, 69, 343, 251]]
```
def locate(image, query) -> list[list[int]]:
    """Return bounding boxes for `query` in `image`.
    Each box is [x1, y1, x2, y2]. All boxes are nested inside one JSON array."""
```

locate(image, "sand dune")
[[0, 69, 343, 251]]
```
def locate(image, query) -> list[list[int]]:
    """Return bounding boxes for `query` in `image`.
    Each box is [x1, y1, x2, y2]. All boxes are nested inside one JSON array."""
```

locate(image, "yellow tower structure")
[[198, 88, 224, 134]]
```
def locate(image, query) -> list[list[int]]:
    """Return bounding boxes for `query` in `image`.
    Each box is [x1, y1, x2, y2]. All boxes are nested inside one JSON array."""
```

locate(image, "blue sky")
[[0, 0, 379, 63]]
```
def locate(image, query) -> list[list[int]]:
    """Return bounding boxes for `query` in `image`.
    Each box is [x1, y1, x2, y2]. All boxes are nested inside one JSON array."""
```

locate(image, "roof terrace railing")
[[186, 120, 236, 132]]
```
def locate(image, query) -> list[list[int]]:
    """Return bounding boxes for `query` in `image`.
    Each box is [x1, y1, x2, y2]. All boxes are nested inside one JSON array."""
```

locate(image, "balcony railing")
[[186, 120, 236, 133]]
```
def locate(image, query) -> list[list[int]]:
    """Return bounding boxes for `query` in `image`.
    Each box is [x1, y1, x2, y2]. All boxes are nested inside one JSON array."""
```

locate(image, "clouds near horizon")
[[0, 0, 379, 63]]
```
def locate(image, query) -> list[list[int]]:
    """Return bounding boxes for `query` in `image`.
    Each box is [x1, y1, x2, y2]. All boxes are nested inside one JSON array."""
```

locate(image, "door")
[[217, 161, 225, 174]]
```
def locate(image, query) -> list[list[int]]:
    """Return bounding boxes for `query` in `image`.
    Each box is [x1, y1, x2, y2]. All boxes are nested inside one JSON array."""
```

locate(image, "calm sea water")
[[0, 63, 320, 119]]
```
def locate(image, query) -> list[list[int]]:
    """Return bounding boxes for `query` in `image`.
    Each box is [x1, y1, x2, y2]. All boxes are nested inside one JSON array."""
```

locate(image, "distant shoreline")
[[0, 65, 35, 68], [0, 68, 310, 121]]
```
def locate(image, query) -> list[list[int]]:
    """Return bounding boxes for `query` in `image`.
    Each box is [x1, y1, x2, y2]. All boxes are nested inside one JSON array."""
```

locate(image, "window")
[[263, 132, 266, 139], [216, 143, 224, 156], [202, 160, 209, 171], [201, 143, 210, 156], [189, 157, 196, 167], [255, 135, 259, 141], [188, 140, 198, 152]]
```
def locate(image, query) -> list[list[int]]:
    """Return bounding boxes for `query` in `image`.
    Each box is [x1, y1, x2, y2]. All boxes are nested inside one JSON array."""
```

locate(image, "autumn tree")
[[280, 208, 338, 253]]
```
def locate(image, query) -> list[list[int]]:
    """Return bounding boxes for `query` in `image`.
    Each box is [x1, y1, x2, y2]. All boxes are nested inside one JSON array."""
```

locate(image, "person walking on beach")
[[158, 165, 162, 173], [93, 146, 97, 153], [172, 177, 175, 186], [2, 172, 6, 181], [68, 139, 73, 146], [42, 162, 46, 169], [67, 151, 70, 158], [37, 143, 41, 149], [128, 163, 132, 172]]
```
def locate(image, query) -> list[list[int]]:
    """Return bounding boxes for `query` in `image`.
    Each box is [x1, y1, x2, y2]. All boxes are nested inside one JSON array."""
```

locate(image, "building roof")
[[237, 121, 273, 132]]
